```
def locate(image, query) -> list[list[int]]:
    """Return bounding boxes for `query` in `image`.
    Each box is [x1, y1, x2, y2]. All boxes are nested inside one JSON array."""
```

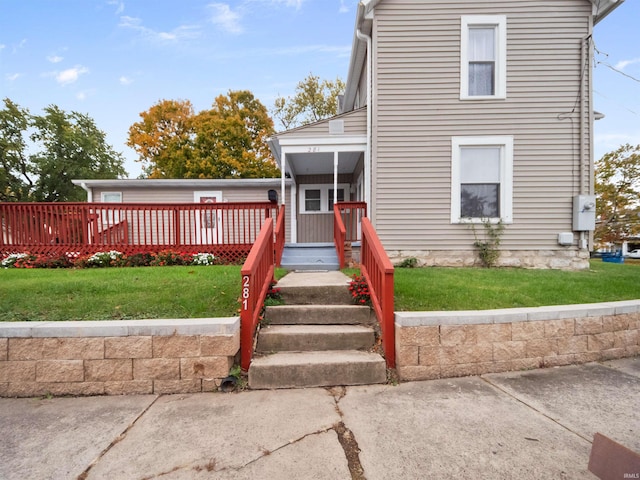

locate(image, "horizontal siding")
[[372, 0, 592, 252], [277, 108, 367, 139], [92, 185, 293, 243]]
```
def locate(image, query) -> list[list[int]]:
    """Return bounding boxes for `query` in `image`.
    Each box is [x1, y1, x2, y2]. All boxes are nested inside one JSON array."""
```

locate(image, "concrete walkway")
[[1, 358, 638, 479]]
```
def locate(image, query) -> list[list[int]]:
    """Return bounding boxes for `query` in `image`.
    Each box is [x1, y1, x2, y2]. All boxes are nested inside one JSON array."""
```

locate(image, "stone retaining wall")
[[395, 301, 640, 381], [0, 318, 239, 397], [388, 249, 590, 270]]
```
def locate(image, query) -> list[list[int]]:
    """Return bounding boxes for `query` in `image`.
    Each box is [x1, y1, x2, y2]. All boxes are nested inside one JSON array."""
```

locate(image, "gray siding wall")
[[297, 174, 353, 243], [371, 0, 593, 251], [277, 108, 367, 139], [91, 185, 292, 243]]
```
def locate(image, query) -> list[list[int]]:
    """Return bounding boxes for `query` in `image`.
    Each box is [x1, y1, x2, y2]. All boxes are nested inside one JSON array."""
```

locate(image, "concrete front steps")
[[248, 271, 387, 389], [279, 243, 340, 271]]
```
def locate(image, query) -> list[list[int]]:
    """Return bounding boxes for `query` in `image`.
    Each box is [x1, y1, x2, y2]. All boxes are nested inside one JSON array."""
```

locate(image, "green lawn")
[[0, 266, 244, 322], [1, 261, 638, 321]]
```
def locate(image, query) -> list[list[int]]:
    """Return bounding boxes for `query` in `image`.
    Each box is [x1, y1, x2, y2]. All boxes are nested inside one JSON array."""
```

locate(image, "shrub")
[[192, 253, 216, 266], [82, 250, 124, 268], [150, 250, 193, 266], [121, 252, 154, 267], [348, 274, 371, 306], [1, 253, 29, 268]]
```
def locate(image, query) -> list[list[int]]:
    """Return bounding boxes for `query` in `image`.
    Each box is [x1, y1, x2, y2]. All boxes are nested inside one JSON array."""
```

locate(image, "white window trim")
[[300, 184, 350, 214], [451, 136, 513, 224], [460, 15, 507, 100], [101, 191, 122, 203]]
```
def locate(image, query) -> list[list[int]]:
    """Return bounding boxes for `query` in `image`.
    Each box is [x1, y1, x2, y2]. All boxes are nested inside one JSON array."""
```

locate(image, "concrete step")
[[248, 350, 387, 389], [276, 271, 353, 305], [256, 325, 375, 352], [280, 243, 339, 271], [265, 305, 372, 325]]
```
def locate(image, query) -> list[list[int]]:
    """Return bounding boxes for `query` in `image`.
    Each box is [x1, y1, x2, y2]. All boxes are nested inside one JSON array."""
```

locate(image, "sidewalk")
[[1, 358, 638, 479]]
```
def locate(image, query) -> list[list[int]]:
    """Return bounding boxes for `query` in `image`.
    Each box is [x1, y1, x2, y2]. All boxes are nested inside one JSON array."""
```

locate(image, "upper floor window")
[[461, 16, 506, 100], [451, 136, 513, 223]]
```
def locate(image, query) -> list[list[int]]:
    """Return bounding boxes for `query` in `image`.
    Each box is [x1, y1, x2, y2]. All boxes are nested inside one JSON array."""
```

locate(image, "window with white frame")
[[301, 185, 349, 213], [101, 192, 122, 203], [451, 136, 513, 223], [460, 15, 506, 100]]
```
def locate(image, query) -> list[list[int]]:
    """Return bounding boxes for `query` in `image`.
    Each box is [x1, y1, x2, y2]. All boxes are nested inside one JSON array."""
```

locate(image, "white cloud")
[[615, 58, 640, 71], [119, 15, 200, 42], [0, 44, 5, 51], [119, 75, 133, 85], [56, 66, 89, 85], [6, 73, 21, 82], [339, 0, 349, 13], [47, 54, 64, 63], [107, 0, 125, 14], [209, 3, 243, 34]]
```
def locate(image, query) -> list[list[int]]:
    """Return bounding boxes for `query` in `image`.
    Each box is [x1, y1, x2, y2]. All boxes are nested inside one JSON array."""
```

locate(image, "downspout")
[[579, 28, 592, 250], [356, 27, 372, 214], [79, 182, 92, 202]]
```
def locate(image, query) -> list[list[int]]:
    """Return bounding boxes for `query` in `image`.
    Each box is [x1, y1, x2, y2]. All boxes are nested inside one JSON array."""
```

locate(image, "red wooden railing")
[[333, 201, 367, 268], [274, 205, 286, 267], [333, 205, 347, 269], [240, 220, 275, 371], [335, 202, 367, 242], [0, 202, 278, 264], [360, 217, 395, 368]]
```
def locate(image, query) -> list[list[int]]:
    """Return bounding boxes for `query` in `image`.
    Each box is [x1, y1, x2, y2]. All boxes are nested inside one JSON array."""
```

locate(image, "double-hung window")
[[301, 185, 348, 213], [451, 136, 513, 223], [461, 15, 506, 99]]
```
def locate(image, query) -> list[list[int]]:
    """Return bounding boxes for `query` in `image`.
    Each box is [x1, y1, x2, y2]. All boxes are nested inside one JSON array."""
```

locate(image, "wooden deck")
[[0, 202, 280, 264]]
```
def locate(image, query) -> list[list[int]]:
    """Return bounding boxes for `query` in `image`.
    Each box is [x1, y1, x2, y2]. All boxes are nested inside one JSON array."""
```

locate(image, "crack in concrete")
[[77, 395, 162, 480], [480, 376, 593, 444], [327, 386, 367, 480]]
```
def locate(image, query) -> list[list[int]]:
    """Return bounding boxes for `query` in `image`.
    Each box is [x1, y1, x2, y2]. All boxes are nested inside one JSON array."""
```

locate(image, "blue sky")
[[1, 0, 638, 179]]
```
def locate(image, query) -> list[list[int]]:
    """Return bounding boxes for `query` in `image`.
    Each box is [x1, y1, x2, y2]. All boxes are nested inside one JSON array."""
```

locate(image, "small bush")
[[150, 250, 193, 266], [348, 274, 371, 306]]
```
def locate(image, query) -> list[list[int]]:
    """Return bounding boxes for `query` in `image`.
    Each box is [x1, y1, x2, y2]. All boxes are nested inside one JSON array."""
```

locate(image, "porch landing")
[[280, 243, 339, 271]]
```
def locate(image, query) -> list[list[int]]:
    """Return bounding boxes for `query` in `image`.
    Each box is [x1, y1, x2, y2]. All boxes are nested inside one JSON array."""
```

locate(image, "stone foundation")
[[0, 318, 239, 397], [388, 249, 590, 270], [395, 301, 640, 381]]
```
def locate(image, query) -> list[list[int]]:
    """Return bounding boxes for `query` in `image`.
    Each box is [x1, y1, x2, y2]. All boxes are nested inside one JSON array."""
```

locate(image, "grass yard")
[[0, 266, 244, 322], [0, 260, 638, 321], [391, 259, 640, 311]]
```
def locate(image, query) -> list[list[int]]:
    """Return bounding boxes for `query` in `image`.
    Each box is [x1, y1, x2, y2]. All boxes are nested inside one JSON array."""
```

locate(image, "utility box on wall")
[[573, 195, 596, 231]]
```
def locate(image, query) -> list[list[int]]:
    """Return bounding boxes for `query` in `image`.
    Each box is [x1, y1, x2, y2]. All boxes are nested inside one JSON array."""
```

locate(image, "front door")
[[194, 191, 222, 245]]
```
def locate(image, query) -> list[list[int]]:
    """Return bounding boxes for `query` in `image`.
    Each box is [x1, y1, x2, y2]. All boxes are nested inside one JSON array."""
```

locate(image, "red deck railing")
[[274, 205, 286, 267], [0, 202, 279, 264], [333, 201, 367, 268], [333, 205, 347, 269], [360, 217, 395, 368], [240, 220, 275, 370]]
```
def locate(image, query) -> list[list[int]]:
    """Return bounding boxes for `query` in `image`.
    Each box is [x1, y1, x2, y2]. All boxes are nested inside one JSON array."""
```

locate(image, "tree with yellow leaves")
[[127, 91, 279, 179]]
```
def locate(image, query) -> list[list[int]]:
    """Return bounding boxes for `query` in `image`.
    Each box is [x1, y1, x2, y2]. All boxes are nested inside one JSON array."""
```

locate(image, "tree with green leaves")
[[0, 98, 127, 202], [594, 143, 640, 247], [128, 91, 279, 179], [273, 73, 345, 130]]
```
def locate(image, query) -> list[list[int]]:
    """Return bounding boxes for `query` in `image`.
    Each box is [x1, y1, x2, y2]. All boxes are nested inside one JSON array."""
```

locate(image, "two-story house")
[[267, 0, 623, 269]]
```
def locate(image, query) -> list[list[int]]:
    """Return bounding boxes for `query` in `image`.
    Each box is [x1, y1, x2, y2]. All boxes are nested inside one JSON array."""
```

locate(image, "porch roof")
[[267, 108, 367, 179]]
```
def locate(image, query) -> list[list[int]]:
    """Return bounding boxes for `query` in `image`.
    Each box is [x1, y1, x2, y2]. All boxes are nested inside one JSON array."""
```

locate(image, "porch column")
[[281, 153, 286, 205], [333, 151, 339, 206]]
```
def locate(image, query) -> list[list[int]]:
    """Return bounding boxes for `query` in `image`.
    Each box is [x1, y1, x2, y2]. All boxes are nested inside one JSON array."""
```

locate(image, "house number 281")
[[242, 275, 250, 310]]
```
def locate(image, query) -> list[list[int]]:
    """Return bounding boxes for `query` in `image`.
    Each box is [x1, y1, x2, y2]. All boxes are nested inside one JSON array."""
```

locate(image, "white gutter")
[[356, 25, 372, 210], [79, 182, 92, 202]]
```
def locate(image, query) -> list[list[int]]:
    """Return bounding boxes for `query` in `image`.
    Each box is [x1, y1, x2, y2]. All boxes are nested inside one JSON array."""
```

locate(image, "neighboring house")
[[267, 0, 623, 269]]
